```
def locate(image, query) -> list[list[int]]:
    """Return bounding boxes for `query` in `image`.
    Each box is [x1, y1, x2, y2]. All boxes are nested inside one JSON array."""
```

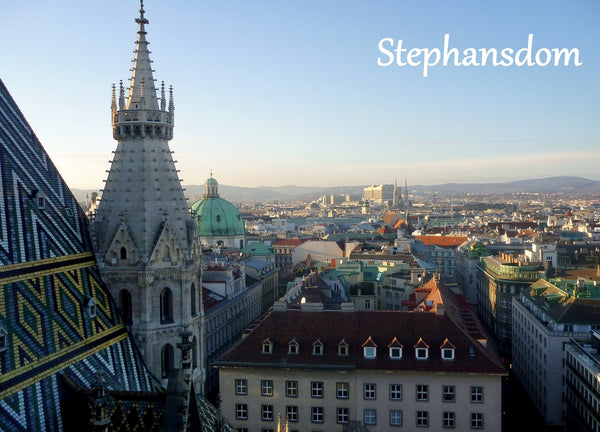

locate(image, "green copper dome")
[[190, 176, 246, 237]]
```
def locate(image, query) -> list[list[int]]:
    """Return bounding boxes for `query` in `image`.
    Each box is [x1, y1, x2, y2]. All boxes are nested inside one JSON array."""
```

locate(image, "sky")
[[1, 1, 599, 190]]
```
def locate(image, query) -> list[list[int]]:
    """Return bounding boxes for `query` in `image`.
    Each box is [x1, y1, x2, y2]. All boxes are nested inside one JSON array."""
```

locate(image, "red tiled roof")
[[273, 239, 304, 246], [202, 287, 225, 312], [219, 310, 506, 374], [414, 235, 468, 247]]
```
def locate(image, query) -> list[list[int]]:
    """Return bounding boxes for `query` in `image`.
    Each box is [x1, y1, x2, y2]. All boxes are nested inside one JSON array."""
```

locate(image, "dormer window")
[[440, 338, 456, 361], [262, 338, 273, 354], [388, 337, 403, 360], [288, 338, 299, 355], [362, 336, 377, 359], [312, 339, 324, 355], [338, 339, 349, 356], [0, 326, 7, 353], [33, 190, 46, 210], [414, 337, 429, 360], [86, 297, 97, 319]]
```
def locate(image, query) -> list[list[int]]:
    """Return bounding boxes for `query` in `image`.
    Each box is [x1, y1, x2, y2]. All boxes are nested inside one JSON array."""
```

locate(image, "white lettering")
[[515, 34, 534, 66], [552, 48, 583, 66], [422, 48, 440, 77], [377, 38, 394, 66], [500, 48, 514, 66], [462, 48, 480, 67], [376, 34, 583, 77], [479, 48, 498, 66], [535, 48, 551, 66], [443, 34, 460, 66], [395, 40, 407, 66], [407, 48, 422, 66]]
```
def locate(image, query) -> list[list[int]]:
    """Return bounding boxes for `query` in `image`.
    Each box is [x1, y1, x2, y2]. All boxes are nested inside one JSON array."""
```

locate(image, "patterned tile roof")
[[0, 78, 160, 431]]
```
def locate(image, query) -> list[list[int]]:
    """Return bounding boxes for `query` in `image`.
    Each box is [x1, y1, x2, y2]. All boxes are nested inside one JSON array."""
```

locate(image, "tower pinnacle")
[[111, 1, 173, 141]]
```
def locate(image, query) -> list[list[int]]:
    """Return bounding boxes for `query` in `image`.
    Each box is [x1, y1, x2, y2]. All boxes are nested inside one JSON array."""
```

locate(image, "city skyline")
[[2, 0, 599, 190]]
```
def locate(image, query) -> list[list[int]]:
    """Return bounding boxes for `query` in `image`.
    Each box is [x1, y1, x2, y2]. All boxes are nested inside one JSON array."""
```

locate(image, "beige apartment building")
[[218, 309, 506, 432]]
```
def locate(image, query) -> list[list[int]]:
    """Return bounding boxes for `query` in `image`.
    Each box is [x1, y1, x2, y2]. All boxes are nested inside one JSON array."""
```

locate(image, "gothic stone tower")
[[93, 2, 203, 389]]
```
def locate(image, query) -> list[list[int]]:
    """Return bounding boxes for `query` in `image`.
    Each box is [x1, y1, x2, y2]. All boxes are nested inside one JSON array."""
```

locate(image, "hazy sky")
[[2, 1, 599, 190]]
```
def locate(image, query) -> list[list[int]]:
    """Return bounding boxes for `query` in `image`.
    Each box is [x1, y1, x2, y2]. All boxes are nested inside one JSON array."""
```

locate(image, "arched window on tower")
[[119, 289, 132, 325], [160, 288, 173, 324], [120, 247, 127, 260], [191, 283, 197, 316], [192, 336, 198, 369], [161, 344, 174, 379]]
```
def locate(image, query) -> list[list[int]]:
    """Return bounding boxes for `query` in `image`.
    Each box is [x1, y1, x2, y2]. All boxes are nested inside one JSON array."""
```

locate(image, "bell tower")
[[93, 1, 203, 390]]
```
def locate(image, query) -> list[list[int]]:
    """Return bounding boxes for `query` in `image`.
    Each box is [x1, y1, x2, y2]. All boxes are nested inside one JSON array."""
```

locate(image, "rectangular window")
[[235, 379, 247, 395], [443, 411, 455, 428], [262, 341, 272, 354], [442, 348, 455, 360], [389, 347, 402, 359], [311, 381, 324, 398], [261, 379, 273, 397], [286, 406, 298, 423], [338, 343, 349, 356], [336, 382, 349, 399], [390, 384, 403, 400], [364, 383, 376, 400], [364, 346, 376, 359], [390, 409, 402, 426], [471, 386, 484, 403], [416, 411, 429, 428], [311, 407, 324, 423], [416, 384, 429, 401], [337, 407, 349, 424], [416, 348, 428, 359], [471, 413, 484, 429], [365, 299, 371, 309], [364, 408, 376, 425], [261, 404, 274, 421], [235, 403, 248, 420], [313, 343, 323, 355], [286, 380, 298, 397], [442, 385, 455, 402]]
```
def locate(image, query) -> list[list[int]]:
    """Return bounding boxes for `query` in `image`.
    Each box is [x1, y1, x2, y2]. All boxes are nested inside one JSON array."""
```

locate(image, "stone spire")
[[93, 1, 203, 389], [127, 1, 159, 111], [96, 0, 191, 263]]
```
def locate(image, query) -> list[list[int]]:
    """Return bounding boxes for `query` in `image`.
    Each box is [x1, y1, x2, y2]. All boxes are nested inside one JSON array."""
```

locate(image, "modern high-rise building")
[[363, 184, 393, 204], [92, 2, 204, 389]]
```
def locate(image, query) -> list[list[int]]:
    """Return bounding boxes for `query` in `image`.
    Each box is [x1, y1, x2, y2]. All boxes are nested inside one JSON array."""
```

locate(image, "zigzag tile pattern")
[[0, 80, 160, 431]]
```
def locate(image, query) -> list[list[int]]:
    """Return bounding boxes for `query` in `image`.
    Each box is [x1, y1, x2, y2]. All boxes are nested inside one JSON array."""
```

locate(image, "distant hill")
[[70, 176, 600, 205], [415, 176, 600, 195]]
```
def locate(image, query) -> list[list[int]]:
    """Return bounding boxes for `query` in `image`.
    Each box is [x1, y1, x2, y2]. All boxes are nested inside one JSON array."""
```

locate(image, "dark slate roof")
[[218, 310, 506, 374]]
